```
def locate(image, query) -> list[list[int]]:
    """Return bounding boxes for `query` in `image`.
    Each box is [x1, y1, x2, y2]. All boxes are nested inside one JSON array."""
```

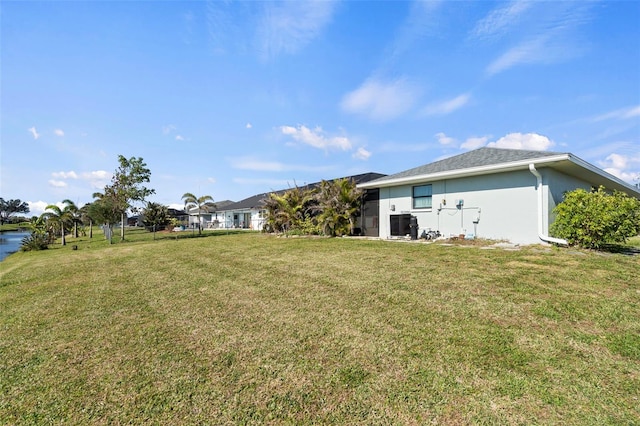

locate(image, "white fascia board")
[[567, 154, 640, 196], [358, 154, 570, 189]]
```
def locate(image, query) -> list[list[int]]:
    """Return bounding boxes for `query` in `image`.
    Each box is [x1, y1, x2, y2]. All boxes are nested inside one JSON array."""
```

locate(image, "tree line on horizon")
[[16, 155, 155, 249], [9, 154, 368, 251]]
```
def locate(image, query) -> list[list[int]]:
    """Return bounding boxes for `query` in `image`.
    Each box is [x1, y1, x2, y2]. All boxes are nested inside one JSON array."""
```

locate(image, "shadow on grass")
[[598, 244, 640, 256], [151, 229, 255, 241], [38, 229, 258, 254]]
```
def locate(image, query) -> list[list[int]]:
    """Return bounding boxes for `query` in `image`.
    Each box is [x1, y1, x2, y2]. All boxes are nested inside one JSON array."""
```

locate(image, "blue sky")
[[2, 0, 639, 216]]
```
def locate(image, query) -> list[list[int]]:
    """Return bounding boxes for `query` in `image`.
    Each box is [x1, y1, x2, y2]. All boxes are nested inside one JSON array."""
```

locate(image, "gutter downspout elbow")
[[529, 164, 568, 246]]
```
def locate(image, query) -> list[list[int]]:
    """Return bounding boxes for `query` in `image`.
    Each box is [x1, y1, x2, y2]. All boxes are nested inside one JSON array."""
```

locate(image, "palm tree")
[[62, 199, 82, 238], [182, 193, 215, 235], [79, 203, 94, 239], [314, 178, 363, 236], [142, 202, 169, 240], [263, 186, 316, 233], [41, 203, 73, 246]]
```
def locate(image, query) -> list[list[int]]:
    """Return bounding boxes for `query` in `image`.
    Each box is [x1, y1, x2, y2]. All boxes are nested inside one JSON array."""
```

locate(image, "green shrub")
[[20, 232, 49, 251], [551, 186, 640, 249], [286, 217, 321, 236]]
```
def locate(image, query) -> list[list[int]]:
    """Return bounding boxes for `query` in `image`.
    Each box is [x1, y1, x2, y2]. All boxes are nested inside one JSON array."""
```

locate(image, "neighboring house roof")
[[167, 208, 187, 217], [214, 200, 235, 210], [221, 172, 388, 211], [187, 199, 235, 215], [359, 147, 640, 196]]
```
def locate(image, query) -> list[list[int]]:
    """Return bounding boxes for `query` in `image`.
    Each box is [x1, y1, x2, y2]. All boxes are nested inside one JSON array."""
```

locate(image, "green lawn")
[[0, 222, 31, 232], [1, 230, 639, 424]]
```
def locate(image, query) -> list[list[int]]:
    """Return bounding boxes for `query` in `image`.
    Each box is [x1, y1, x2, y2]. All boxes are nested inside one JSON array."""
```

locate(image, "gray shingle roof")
[[221, 172, 387, 211], [369, 147, 565, 183]]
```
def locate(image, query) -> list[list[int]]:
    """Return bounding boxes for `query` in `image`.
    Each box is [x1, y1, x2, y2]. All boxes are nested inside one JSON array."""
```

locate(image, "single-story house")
[[358, 147, 640, 245], [216, 172, 387, 232], [168, 208, 189, 223], [186, 200, 235, 229]]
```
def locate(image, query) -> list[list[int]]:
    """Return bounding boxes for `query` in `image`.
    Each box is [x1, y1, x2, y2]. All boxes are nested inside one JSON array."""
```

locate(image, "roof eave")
[[567, 154, 640, 196], [358, 154, 571, 189]]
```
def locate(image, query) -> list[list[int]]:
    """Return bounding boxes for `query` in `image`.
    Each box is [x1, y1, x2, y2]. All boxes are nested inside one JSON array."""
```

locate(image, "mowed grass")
[[1, 230, 639, 424]]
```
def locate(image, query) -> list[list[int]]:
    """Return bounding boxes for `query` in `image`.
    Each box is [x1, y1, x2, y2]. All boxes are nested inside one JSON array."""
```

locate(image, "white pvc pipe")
[[529, 164, 568, 246]]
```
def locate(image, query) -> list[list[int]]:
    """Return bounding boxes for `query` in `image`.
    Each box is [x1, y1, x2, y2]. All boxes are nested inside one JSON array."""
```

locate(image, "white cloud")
[[461, 136, 491, 150], [54, 129, 65, 137], [603, 153, 629, 170], [246, 122, 253, 129], [623, 106, 640, 119], [27, 201, 52, 217], [48, 180, 67, 188], [28, 127, 40, 140], [47, 170, 110, 191], [383, 0, 443, 65], [592, 105, 640, 122], [471, 1, 532, 40], [280, 125, 351, 151], [483, 3, 594, 76], [81, 170, 111, 189], [352, 147, 371, 161], [207, 177, 217, 184], [599, 153, 640, 183], [176, 135, 185, 141], [487, 132, 554, 151], [341, 77, 419, 121], [82, 170, 111, 180], [423, 93, 471, 116], [435, 132, 456, 146], [51, 171, 78, 179], [163, 203, 184, 211], [162, 124, 176, 135], [486, 35, 550, 76], [257, 1, 336, 60]]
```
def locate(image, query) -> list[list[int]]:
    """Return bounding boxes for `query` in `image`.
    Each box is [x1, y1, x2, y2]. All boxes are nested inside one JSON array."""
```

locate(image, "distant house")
[[358, 147, 640, 244], [186, 200, 234, 229], [216, 172, 387, 232], [167, 208, 189, 223]]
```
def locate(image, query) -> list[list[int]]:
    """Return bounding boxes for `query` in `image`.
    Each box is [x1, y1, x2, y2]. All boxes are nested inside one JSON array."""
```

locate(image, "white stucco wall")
[[377, 169, 542, 244], [220, 209, 265, 230], [544, 168, 594, 227]]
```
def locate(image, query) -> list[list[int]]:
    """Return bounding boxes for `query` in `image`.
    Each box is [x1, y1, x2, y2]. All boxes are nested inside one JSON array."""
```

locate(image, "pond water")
[[0, 231, 30, 262]]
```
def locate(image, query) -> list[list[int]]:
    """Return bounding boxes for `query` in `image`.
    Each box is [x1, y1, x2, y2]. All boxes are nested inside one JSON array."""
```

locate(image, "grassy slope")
[[1, 230, 639, 424]]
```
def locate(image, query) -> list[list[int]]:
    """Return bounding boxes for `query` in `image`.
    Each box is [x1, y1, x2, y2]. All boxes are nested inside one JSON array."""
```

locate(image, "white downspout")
[[529, 164, 568, 246]]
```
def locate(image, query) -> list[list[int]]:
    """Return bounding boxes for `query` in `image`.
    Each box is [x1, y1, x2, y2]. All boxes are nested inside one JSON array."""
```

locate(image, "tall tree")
[[0, 198, 30, 225], [105, 155, 155, 241], [182, 193, 215, 235], [89, 192, 121, 244]]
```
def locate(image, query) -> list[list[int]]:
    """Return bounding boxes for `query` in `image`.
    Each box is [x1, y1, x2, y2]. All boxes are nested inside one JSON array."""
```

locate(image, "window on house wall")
[[413, 184, 432, 209]]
